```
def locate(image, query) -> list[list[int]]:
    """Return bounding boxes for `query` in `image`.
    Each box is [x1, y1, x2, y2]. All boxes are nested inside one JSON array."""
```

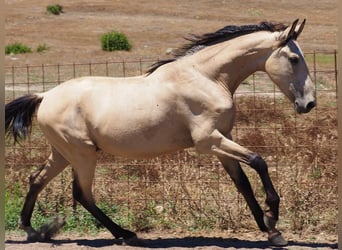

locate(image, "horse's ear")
[[277, 19, 299, 46], [293, 19, 306, 40]]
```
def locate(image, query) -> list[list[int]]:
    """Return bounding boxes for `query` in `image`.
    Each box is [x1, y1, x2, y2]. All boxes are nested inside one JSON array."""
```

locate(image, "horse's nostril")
[[306, 101, 316, 111]]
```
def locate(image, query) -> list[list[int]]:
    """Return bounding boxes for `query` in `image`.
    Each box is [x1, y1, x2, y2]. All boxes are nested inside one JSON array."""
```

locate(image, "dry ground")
[[5, 0, 338, 249], [5, 230, 338, 250], [5, 0, 337, 67]]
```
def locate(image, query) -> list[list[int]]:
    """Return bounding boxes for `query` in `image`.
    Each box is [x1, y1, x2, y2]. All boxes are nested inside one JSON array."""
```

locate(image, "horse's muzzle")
[[295, 99, 316, 114]]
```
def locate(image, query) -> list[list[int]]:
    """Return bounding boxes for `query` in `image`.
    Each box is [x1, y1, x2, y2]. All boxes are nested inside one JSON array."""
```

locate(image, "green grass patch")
[[5, 43, 32, 55], [305, 53, 335, 65], [5, 183, 24, 230]]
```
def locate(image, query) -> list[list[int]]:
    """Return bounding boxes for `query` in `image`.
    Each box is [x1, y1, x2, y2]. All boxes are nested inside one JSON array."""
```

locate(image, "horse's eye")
[[289, 56, 299, 65]]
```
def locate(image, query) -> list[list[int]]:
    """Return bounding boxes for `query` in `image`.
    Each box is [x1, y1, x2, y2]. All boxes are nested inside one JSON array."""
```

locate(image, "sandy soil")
[[5, 0, 338, 249]]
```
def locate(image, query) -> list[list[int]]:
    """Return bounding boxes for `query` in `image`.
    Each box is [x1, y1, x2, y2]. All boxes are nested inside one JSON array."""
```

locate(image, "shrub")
[[101, 31, 132, 51], [47, 4, 63, 15], [5, 43, 32, 55]]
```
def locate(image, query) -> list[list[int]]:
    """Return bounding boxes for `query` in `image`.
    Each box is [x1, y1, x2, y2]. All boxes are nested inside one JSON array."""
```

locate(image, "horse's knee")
[[249, 154, 268, 173], [266, 194, 280, 216], [249, 154, 280, 217]]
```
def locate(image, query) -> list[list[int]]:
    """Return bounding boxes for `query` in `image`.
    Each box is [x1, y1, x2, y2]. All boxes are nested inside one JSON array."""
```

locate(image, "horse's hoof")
[[25, 227, 42, 242], [27, 236, 41, 242], [38, 216, 66, 241], [123, 235, 145, 246], [268, 231, 288, 247], [27, 233, 42, 242]]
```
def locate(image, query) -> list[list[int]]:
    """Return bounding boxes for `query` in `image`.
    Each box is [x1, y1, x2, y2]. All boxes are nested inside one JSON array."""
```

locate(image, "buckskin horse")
[[5, 19, 315, 246]]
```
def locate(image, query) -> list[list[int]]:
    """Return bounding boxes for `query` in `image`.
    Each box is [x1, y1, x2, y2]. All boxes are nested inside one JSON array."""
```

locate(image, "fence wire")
[[5, 50, 338, 234]]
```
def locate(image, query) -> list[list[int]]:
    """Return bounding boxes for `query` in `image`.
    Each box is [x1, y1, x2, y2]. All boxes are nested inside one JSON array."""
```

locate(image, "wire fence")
[[5, 50, 338, 235]]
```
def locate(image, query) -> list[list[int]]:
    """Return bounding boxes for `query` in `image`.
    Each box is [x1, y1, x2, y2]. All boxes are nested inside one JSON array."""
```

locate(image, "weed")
[[191, 216, 216, 230], [5, 43, 32, 55], [101, 31, 132, 51], [37, 44, 49, 53], [310, 167, 322, 179], [47, 4, 63, 15]]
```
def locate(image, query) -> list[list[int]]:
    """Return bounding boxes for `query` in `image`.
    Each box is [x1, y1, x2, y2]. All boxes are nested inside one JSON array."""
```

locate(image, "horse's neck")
[[191, 32, 275, 94]]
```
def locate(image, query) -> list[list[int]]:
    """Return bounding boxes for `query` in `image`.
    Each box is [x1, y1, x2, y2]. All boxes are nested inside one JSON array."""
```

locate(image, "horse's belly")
[[92, 119, 193, 158], [96, 131, 193, 158]]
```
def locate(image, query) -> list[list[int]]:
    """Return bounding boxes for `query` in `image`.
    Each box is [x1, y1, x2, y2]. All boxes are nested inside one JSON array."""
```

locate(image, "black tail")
[[5, 94, 43, 144]]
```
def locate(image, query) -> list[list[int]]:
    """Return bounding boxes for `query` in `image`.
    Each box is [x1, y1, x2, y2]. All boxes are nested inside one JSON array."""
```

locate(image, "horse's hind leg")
[[70, 150, 137, 240], [19, 146, 69, 241]]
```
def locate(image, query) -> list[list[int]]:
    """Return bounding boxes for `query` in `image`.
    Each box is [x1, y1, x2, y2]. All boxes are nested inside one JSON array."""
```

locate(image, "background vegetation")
[[5, 43, 32, 55], [46, 4, 63, 15], [101, 31, 132, 52]]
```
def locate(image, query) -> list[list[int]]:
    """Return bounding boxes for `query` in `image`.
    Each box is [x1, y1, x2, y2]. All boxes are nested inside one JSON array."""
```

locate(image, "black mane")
[[146, 21, 287, 75]]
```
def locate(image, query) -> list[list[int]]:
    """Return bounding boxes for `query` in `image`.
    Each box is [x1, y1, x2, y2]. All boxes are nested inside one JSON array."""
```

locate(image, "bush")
[[47, 4, 63, 15], [101, 31, 132, 51], [5, 43, 32, 55]]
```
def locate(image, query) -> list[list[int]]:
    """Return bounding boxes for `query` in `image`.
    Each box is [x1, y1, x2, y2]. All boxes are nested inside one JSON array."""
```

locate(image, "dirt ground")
[[5, 0, 338, 249], [5, 230, 338, 250]]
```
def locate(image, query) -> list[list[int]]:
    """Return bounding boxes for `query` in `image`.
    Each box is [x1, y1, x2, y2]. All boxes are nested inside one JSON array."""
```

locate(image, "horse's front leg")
[[194, 129, 287, 246], [218, 156, 267, 232]]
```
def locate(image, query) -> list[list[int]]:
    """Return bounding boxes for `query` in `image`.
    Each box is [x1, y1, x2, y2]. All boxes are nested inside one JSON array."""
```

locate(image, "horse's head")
[[265, 19, 316, 114]]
